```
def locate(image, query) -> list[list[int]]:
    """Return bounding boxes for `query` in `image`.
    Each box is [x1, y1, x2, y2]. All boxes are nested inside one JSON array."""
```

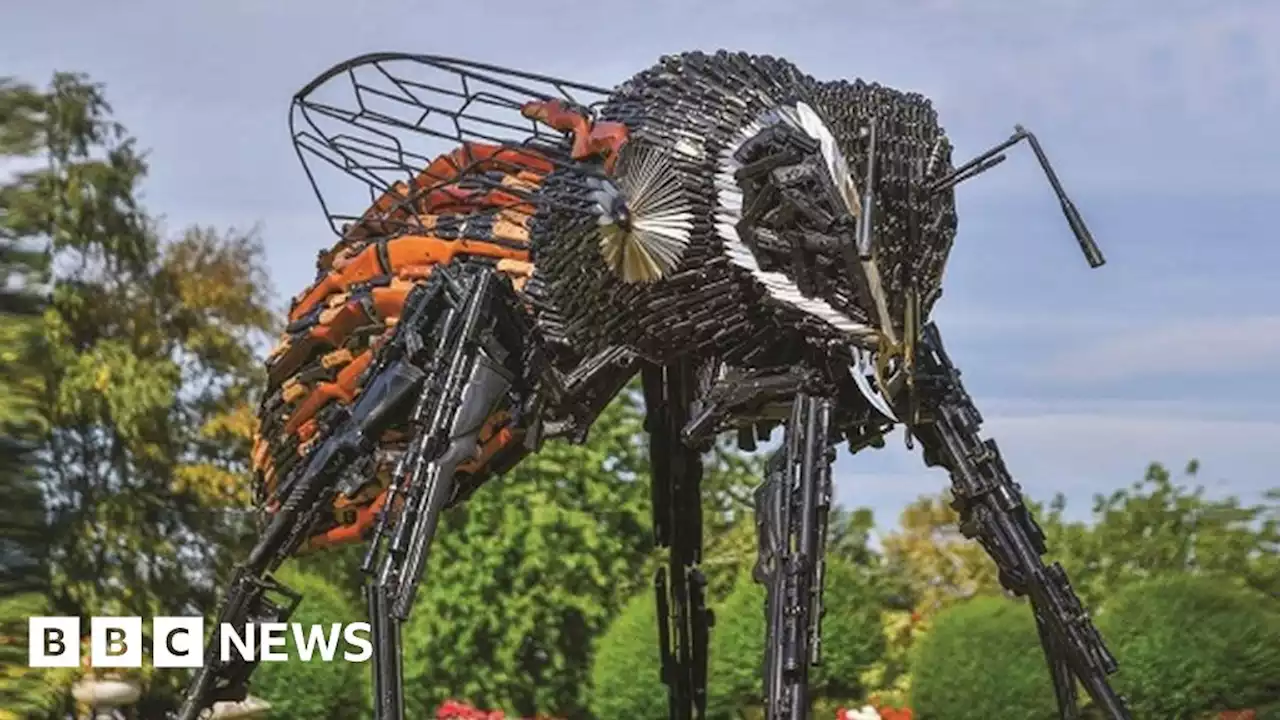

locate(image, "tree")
[[1040, 461, 1280, 607], [908, 595, 1057, 720], [880, 493, 1002, 618], [0, 75, 60, 720], [250, 565, 373, 719], [0, 72, 275, 710], [0, 594, 71, 720], [0, 74, 54, 604], [1096, 573, 1280, 718]]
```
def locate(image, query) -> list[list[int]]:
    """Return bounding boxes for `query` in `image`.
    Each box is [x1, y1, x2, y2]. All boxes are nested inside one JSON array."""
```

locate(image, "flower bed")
[[435, 699, 563, 720], [837, 703, 914, 720]]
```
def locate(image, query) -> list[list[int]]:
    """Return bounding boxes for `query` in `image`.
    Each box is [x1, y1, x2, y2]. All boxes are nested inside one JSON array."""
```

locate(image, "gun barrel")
[[1060, 198, 1105, 268], [1018, 127, 1106, 269]]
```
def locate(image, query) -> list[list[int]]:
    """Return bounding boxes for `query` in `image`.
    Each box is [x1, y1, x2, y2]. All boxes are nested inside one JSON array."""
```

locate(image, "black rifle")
[[754, 394, 835, 720]]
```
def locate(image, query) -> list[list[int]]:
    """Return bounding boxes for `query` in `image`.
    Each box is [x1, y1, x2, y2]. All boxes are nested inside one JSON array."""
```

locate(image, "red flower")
[[435, 699, 566, 720], [436, 699, 505, 719]]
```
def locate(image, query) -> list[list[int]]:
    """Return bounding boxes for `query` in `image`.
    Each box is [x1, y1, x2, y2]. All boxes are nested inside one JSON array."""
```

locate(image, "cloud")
[[891, 0, 1280, 126], [1032, 315, 1280, 383], [981, 407, 1279, 506], [832, 394, 1279, 528]]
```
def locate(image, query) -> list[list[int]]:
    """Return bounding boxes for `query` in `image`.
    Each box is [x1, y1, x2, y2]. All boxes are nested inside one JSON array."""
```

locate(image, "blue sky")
[[7, 0, 1279, 534]]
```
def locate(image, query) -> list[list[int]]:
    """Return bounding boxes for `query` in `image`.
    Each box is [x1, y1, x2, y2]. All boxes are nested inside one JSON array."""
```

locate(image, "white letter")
[[343, 622, 372, 662], [219, 623, 254, 663], [259, 622, 289, 662], [91, 617, 142, 668], [153, 617, 204, 668], [29, 617, 79, 668], [291, 623, 342, 662]]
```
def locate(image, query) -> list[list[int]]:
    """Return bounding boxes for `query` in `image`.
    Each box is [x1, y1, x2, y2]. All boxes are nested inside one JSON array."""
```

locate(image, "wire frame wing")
[[289, 52, 615, 238]]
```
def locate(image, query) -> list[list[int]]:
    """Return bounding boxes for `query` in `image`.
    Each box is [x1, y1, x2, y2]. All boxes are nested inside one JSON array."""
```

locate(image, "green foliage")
[[815, 558, 889, 702], [1042, 461, 1279, 606], [881, 492, 1002, 618], [587, 589, 668, 720], [0, 406, 47, 602], [1, 76, 57, 718], [401, 394, 655, 718], [909, 595, 1057, 720], [0, 593, 73, 720], [827, 506, 879, 567], [707, 568, 766, 718], [397, 389, 765, 719], [251, 566, 372, 720], [1097, 573, 1280, 718], [705, 558, 886, 718]]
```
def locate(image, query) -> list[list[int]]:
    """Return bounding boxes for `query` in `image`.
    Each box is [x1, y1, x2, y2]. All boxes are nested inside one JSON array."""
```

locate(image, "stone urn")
[[70, 675, 141, 719], [208, 696, 272, 719]]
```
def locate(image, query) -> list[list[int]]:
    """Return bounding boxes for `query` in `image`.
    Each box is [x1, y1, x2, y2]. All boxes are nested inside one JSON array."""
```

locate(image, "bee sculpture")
[[176, 51, 1132, 720]]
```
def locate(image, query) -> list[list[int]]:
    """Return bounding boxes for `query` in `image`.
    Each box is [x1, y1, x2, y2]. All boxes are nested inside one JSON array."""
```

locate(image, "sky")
[[6, 0, 1279, 537]]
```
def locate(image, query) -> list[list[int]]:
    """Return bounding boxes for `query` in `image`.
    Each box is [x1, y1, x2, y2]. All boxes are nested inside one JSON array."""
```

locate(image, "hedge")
[[1097, 573, 1280, 718], [909, 595, 1057, 720], [587, 587, 668, 719]]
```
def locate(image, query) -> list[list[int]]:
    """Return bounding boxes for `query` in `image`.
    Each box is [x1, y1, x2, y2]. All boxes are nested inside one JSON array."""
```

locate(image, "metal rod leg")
[[754, 393, 834, 720], [909, 322, 1131, 720]]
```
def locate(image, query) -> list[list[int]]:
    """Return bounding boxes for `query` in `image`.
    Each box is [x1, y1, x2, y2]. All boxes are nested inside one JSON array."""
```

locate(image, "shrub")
[[249, 564, 371, 719], [1096, 573, 1280, 718], [593, 559, 887, 719], [708, 559, 886, 717], [909, 594, 1057, 720], [815, 558, 889, 700], [587, 589, 668, 719], [707, 569, 766, 718]]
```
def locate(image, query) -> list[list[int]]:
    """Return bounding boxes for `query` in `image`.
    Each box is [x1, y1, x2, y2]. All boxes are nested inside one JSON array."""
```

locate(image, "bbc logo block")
[[153, 617, 204, 668], [29, 617, 80, 667], [29, 617, 203, 668], [91, 616, 142, 667]]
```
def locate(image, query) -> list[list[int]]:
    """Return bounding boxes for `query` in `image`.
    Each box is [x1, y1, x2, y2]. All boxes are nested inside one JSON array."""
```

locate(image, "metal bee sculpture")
[[176, 51, 1131, 720]]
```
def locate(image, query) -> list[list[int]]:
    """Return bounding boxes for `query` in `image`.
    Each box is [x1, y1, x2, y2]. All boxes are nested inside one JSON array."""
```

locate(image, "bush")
[[909, 595, 1057, 720], [250, 565, 371, 719], [1097, 573, 1280, 718], [708, 559, 886, 717], [814, 558, 889, 701], [593, 559, 888, 719], [588, 588, 668, 719], [707, 569, 765, 718]]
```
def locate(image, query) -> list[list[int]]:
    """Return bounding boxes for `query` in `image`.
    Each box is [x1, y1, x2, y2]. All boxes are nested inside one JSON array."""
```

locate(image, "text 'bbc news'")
[[28, 617, 372, 668]]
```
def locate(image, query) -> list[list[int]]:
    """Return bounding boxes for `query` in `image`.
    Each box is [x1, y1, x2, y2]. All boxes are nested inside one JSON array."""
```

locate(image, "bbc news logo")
[[28, 617, 372, 668]]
